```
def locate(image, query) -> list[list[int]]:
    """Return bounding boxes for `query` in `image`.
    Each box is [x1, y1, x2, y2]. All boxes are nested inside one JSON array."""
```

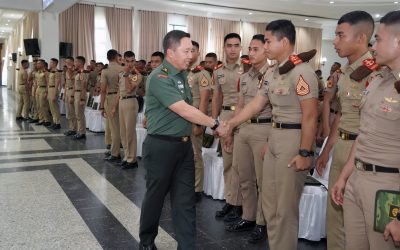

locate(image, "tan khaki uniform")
[[327, 52, 378, 250], [88, 70, 98, 94], [30, 70, 38, 120], [188, 66, 212, 193], [101, 62, 122, 157], [212, 60, 243, 206], [35, 70, 50, 123], [324, 70, 341, 126], [16, 69, 30, 118], [259, 60, 318, 250], [74, 71, 88, 134], [343, 67, 400, 250], [47, 71, 61, 124], [118, 72, 142, 163], [65, 70, 77, 131], [234, 61, 271, 225]]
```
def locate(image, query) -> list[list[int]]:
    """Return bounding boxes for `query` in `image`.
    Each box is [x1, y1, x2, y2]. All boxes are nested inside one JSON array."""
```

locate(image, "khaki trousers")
[[48, 87, 60, 124], [17, 85, 30, 118], [327, 136, 353, 250], [37, 87, 50, 122], [263, 128, 307, 250], [105, 94, 120, 157], [30, 88, 38, 120], [65, 89, 77, 131], [235, 123, 270, 224], [191, 129, 204, 192], [344, 168, 400, 250], [119, 98, 138, 163], [74, 92, 86, 134], [105, 117, 112, 146]]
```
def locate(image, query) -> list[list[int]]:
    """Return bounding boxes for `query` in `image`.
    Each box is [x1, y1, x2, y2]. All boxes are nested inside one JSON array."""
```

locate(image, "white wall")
[[39, 11, 59, 64], [320, 39, 346, 80]]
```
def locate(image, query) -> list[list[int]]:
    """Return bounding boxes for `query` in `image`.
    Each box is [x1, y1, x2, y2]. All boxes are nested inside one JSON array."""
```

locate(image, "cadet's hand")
[[216, 121, 232, 138], [316, 150, 329, 176], [384, 219, 400, 247], [111, 106, 116, 118], [44, 92, 48, 99], [101, 109, 107, 118], [193, 125, 203, 136], [260, 143, 268, 160], [80, 100, 85, 106], [69, 99, 74, 105], [223, 134, 234, 153], [288, 155, 311, 171], [52, 95, 56, 102], [331, 177, 347, 206], [142, 116, 147, 128]]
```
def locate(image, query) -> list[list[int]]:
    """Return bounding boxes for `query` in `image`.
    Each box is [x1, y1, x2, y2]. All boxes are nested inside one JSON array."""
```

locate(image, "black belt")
[[355, 159, 399, 173], [149, 134, 191, 143], [67, 87, 73, 90], [19, 84, 25, 86], [339, 129, 358, 140], [39, 86, 46, 88], [120, 96, 136, 100], [75, 90, 81, 92], [247, 117, 272, 124], [107, 92, 117, 95], [272, 122, 301, 129], [48, 86, 55, 88], [222, 105, 236, 111], [330, 108, 338, 114]]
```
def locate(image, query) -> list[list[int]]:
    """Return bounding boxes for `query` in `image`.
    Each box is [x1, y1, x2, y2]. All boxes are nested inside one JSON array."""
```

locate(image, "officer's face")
[[204, 57, 217, 70], [333, 23, 359, 58], [224, 38, 241, 61], [249, 39, 267, 65], [150, 56, 163, 69], [168, 37, 192, 71], [264, 31, 285, 60], [125, 57, 136, 69], [190, 46, 200, 64], [373, 24, 400, 68]]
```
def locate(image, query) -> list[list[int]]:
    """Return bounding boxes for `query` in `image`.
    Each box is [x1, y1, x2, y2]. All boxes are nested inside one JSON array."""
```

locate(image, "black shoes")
[[43, 121, 52, 127], [29, 119, 39, 123], [225, 219, 255, 232], [195, 192, 202, 202], [106, 144, 111, 150], [121, 161, 138, 169], [51, 124, 61, 129], [247, 224, 267, 244], [139, 243, 157, 250], [64, 130, 77, 136], [216, 203, 233, 219], [16, 116, 23, 121], [73, 133, 86, 140], [104, 155, 121, 162], [223, 206, 242, 222], [35, 121, 43, 125]]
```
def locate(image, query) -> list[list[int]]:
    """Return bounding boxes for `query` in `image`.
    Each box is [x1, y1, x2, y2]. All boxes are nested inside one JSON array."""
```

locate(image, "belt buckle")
[[355, 160, 366, 171], [272, 122, 277, 128], [341, 132, 347, 140], [182, 136, 189, 142], [230, 106, 236, 111]]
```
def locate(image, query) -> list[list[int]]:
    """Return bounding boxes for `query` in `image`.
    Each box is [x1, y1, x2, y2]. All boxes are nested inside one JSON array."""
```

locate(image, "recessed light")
[[305, 18, 309, 21], [249, 12, 253, 15], [329, 1, 334, 3], [181, 4, 185, 6], [395, 1, 399, 3], [5, 23, 8, 26], [7, 20, 10, 22], [375, 14, 381, 18]]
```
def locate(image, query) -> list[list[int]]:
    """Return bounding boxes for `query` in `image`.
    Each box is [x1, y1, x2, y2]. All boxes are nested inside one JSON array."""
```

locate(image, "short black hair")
[[224, 33, 241, 44], [162, 30, 190, 54], [151, 51, 165, 60], [118, 53, 122, 57], [139, 59, 146, 65], [252, 34, 265, 44], [96, 62, 104, 66], [21, 60, 28, 65], [50, 58, 58, 65], [123, 51, 135, 58], [107, 49, 118, 61], [338, 11, 374, 40], [192, 40, 199, 49], [266, 19, 296, 45], [38, 59, 46, 64], [334, 62, 341, 67], [76, 56, 86, 64], [380, 11, 400, 26], [205, 52, 217, 60], [65, 56, 74, 61], [241, 55, 249, 60], [90, 60, 96, 63], [315, 69, 322, 74]]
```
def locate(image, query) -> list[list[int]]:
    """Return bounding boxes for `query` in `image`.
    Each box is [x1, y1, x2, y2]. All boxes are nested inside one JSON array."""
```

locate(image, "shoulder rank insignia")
[[192, 65, 204, 74], [257, 70, 268, 89], [327, 79, 333, 88], [157, 74, 168, 79], [350, 58, 380, 82], [279, 49, 317, 75], [296, 75, 310, 96], [241, 58, 251, 65], [130, 74, 138, 82], [161, 67, 168, 74], [214, 63, 223, 71]]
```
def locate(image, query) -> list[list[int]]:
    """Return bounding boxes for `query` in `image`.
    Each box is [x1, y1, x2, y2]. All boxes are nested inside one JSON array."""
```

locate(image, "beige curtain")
[[59, 3, 95, 61], [209, 18, 241, 61], [294, 26, 322, 70], [187, 15, 209, 60], [105, 7, 133, 53], [23, 12, 39, 40], [241, 21, 267, 55], [139, 10, 167, 61]]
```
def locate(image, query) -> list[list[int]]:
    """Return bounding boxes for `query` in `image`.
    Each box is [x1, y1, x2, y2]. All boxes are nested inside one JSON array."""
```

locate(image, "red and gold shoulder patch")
[[296, 75, 310, 96], [362, 58, 380, 71], [289, 54, 303, 65], [241, 58, 251, 65], [192, 65, 204, 73], [327, 80, 333, 88], [214, 63, 223, 71]]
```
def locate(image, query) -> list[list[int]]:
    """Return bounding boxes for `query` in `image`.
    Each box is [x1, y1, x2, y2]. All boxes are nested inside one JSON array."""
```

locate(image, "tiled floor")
[[0, 87, 327, 249]]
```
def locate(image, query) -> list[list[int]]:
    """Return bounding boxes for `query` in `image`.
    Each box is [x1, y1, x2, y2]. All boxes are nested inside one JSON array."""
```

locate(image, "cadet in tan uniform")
[[88, 60, 98, 96], [112, 51, 141, 169], [16, 60, 30, 120], [63, 57, 78, 136], [331, 11, 400, 250], [187, 41, 212, 202], [28, 60, 39, 123], [316, 11, 377, 250], [221, 34, 271, 244], [212, 33, 243, 221], [204, 53, 218, 73], [72, 56, 88, 140], [47, 58, 61, 129], [35, 59, 51, 126], [100, 49, 122, 162]]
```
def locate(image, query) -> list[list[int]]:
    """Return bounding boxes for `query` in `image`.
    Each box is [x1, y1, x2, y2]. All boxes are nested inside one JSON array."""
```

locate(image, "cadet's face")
[[125, 57, 135, 69], [74, 59, 82, 68], [117, 56, 123, 65], [249, 39, 267, 65], [264, 31, 284, 60], [96, 64, 103, 71], [150, 56, 162, 69], [50, 61, 56, 68], [37, 61, 44, 69], [190, 46, 200, 63], [373, 24, 400, 68], [169, 37, 192, 71], [204, 57, 217, 70], [334, 23, 358, 58], [224, 38, 241, 61]]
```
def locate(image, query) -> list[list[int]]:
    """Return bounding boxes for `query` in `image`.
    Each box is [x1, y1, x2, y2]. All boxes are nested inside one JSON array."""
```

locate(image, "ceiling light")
[[249, 12, 253, 15], [7, 20, 10, 22], [181, 4, 185, 6], [5, 23, 8, 26], [329, 1, 334, 4], [375, 14, 381, 18], [305, 18, 309, 21], [395, 1, 399, 3]]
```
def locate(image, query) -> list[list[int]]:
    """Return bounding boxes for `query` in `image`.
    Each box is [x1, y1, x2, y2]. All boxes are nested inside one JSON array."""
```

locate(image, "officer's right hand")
[[331, 177, 346, 206], [384, 219, 400, 247], [223, 135, 234, 153], [101, 109, 107, 118], [316, 150, 329, 176]]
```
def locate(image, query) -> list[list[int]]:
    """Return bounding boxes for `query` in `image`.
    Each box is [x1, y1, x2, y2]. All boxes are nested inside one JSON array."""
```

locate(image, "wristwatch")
[[211, 119, 220, 130], [123, 73, 129, 77], [298, 149, 314, 157]]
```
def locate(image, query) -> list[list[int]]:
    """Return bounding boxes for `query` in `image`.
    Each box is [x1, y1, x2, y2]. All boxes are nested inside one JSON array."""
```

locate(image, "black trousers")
[[139, 135, 196, 250]]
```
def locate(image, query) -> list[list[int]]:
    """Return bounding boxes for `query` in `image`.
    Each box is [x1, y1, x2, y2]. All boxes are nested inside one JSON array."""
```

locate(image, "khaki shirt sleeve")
[[211, 68, 221, 90], [293, 65, 319, 101], [199, 70, 212, 91]]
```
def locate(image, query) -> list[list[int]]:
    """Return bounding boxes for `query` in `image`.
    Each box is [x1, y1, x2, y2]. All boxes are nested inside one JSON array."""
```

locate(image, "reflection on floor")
[[0, 88, 327, 249]]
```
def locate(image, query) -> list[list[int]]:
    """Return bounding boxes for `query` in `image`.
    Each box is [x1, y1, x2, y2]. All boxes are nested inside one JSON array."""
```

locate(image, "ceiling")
[[0, 9, 25, 44]]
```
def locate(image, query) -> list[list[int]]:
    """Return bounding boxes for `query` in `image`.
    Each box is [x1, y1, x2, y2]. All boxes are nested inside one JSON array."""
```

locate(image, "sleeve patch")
[[296, 75, 310, 96], [200, 75, 209, 87]]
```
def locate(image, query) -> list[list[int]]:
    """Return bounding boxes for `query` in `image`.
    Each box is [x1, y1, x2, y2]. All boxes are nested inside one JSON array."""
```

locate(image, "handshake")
[[214, 120, 235, 153]]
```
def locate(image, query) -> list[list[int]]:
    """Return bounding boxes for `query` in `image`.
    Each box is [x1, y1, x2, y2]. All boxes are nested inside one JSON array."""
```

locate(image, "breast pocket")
[[270, 85, 291, 106], [241, 84, 248, 94], [374, 100, 400, 121]]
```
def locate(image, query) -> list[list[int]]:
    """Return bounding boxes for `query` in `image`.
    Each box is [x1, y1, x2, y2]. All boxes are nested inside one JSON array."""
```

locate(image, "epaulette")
[[83, 70, 90, 73], [192, 65, 204, 74], [241, 58, 251, 65], [350, 58, 380, 81], [279, 49, 317, 75], [395, 81, 400, 94], [161, 67, 168, 74], [214, 63, 223, 71]]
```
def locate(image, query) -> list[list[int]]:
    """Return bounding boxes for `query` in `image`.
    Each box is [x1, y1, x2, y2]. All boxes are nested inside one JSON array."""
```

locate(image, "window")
[[167, 14, 187, 32], [94, 7, 112, 64]]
